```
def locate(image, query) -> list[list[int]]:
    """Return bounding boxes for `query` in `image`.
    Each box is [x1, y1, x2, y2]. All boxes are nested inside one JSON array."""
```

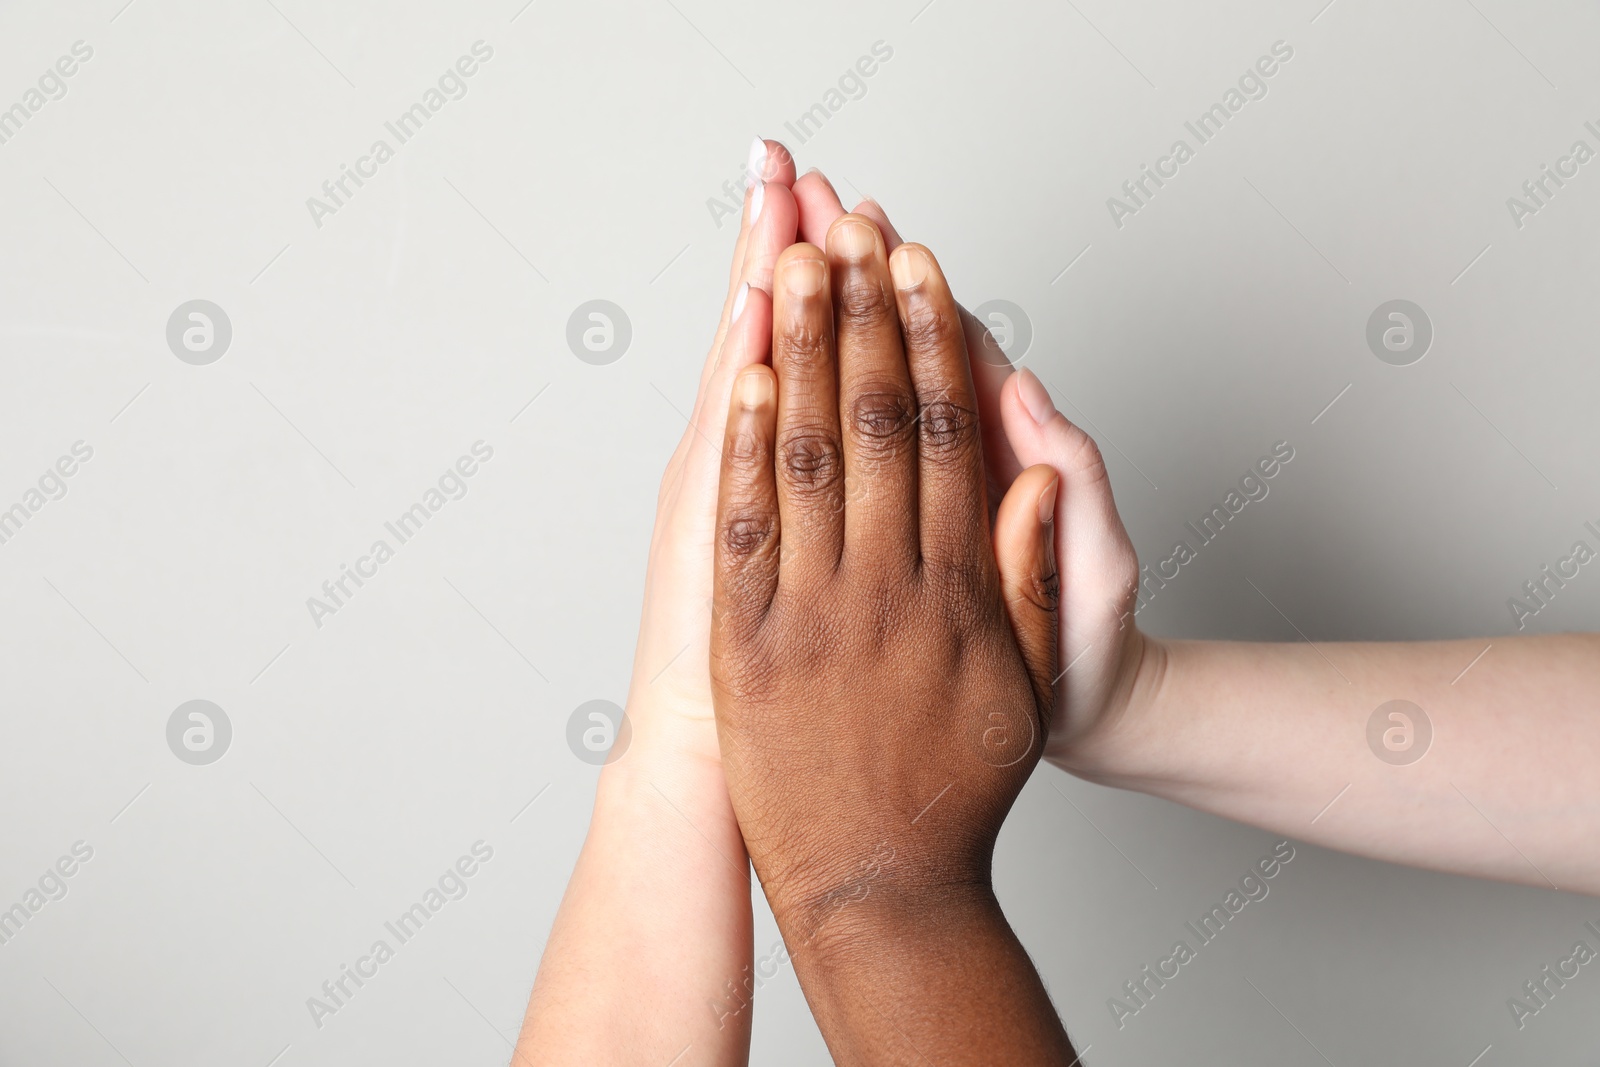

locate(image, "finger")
[[1001, 368, 1140, 628], [679, 284, 774, 516], [690, 180, 767, 441], [711, 142, 798, 352], [824, 190, 1013, 483], [715, 365, 782, 634], [850, 198, 904, 251], [739, 179, 800, 297], [888, 243, 987, 568], [850, 188, 1025, 512], [961, 307, 1024, 518], [749, 136, 798, 188], [663, 178, 762, 503], [720, 139, 797, 295], [827, 214, 918, 569], [719, 181, 759, 317], [817, 190, 1026, 527], [794, 169, 848, 246], [770, 245, 845, 576], [994, 464, 1061, 713], [689, 176, 797, 438]]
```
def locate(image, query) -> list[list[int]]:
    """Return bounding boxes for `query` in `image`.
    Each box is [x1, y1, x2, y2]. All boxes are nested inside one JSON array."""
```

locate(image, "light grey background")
[[1, 0, 1597, 1064]]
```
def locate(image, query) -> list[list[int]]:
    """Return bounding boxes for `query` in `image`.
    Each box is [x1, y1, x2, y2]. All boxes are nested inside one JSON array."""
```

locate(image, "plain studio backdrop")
[[1, 0, 1597, 1063]]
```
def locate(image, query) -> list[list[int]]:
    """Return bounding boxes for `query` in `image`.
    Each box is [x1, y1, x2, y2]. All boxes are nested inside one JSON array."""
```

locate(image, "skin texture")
[[710, 222, 1077, 1064]]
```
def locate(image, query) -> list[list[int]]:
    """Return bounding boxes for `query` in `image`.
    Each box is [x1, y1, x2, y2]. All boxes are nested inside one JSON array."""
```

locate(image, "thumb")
[[994, 463, 1060, 714], [1000, 368, 1140, 611]]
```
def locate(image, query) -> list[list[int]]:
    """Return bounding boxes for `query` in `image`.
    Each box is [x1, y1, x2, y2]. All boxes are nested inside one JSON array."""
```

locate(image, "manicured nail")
[[784, 256, 826, 297], [832, 216, 877, 260], [738, 368, 774, 408], [1018, 368, 1056, 425], [889, 245, 930, 291], [748, 137, 768, 182], [732, 282, 749, 322], [1038, 475, 1059, 525]]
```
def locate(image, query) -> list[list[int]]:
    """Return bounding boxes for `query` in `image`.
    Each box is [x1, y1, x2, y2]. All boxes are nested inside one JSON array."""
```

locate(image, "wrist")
[[1048, 627, 1171, 784], [594, 707, 737, 841], [768, 859, 1076, 1064], [780, 871, 998, 968], [612, 689, 724, 770], [766, 841, 994, 962]]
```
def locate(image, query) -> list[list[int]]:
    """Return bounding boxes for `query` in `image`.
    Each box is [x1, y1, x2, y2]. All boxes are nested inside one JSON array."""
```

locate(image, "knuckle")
[[778, 429, 843, 491], [1028, 563, 1061, 612], [850, 390, 917, 445], [1062, 427, 1111, 487], [918, 399, 978, 455], [836, 277, 893, 330], [900, 300, 959, 354], [726, 426, 770, 465], [722, 511, 776, 559], [778, 323, 831, 370]]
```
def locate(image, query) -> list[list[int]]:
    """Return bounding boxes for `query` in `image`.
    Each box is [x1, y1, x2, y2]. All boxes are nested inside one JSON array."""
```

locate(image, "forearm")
[[777, 882, 1077, 1066], [517, 738, 752, 1066], [1072, 633, 1600, 894]]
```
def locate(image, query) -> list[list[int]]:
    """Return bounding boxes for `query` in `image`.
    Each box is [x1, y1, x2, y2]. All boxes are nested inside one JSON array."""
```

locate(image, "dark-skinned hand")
[[711, 213, 1075, 1065]]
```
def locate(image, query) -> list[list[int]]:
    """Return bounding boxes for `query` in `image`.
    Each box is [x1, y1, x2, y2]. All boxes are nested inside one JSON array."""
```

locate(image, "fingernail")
[[804, 167, 838, 193], [738, 369, 774, 408], [732, 282, 749, 322], [1038, 475, 1059, 525], [749, 180, 765, 224], [832, 216, 877, 260], [748, 137, 768, 183], [1018, 368, 1056, 425], [784, 256, 826, 297], [889, 245, 930, 291]]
